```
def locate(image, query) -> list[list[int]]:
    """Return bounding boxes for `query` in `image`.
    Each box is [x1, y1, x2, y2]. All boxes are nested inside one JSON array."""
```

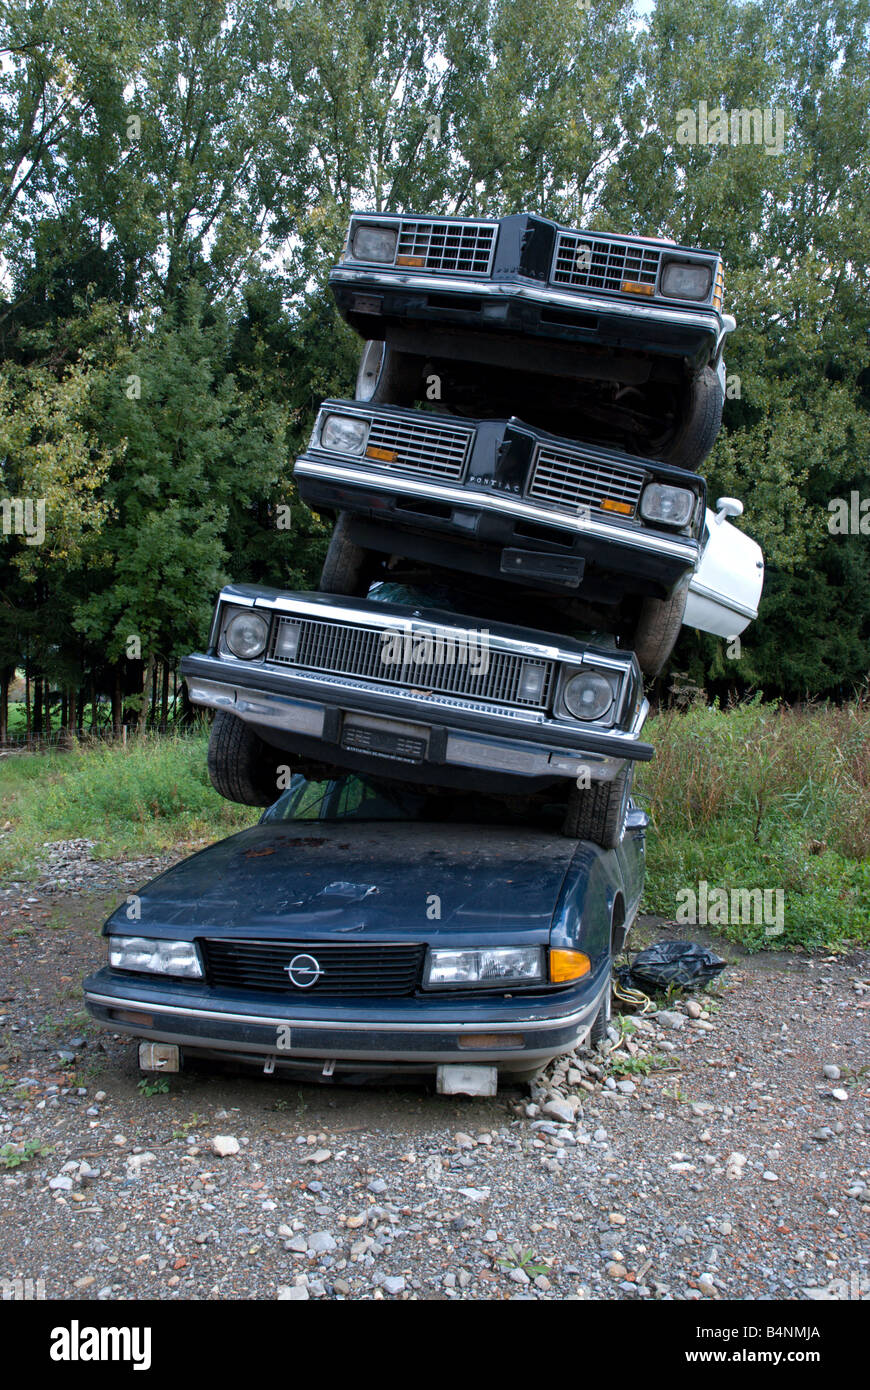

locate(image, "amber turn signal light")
[[549, 949, 591, 983]]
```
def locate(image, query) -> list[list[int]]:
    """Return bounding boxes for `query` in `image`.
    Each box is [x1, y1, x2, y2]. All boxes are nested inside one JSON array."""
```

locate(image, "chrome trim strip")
[[329, 266, 724, 332], [294, 458, 699, 564], [85, 991, 594, 1033], [687, 579, 758, 621]]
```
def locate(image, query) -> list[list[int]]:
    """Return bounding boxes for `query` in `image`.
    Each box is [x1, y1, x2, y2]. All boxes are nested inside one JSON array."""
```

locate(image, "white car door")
[[684, 499, 765, 637]]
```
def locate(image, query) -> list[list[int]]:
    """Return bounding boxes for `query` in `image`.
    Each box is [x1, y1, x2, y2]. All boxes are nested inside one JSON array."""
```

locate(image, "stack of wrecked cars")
[[85, 213, 763, 1094]]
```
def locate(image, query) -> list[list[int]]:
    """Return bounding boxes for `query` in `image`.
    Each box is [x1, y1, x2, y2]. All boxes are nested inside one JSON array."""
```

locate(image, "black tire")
[[319, 513, 379, 596], [207, 711, 284, 808], [588, 978, 612, 1048], [661, 366, 724, 472], [562, 766, 633, 849], [631, 584, 689, 678], [355, 340, 422, 405]]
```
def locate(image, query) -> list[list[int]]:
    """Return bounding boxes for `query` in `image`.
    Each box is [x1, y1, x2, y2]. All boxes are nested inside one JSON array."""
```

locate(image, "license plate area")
[[341, 713, 430, 764]]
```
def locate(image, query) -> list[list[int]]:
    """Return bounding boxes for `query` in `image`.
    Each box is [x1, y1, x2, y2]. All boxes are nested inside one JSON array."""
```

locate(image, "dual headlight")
[[424, 946, 590, 988], [660, 259, 713, 301], [109, 936, 203, 979], [640, 482, 695, 528], [350, 223, 398, 264]]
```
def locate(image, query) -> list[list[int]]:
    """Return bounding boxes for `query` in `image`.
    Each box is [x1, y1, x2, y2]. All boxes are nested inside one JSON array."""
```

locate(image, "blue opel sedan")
[[83, 775, 646, 1093]]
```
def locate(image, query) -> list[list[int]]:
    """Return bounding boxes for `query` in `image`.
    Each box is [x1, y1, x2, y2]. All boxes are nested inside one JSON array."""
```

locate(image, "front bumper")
[[330, 267, 732, 370], [181, 653, 653, 787], [295, 457, 700, 596], [84, 966, 608, 1073]]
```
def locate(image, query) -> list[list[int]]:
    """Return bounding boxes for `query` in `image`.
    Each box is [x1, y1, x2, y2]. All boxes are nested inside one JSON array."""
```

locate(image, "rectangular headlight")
[[351, 224, 398, 263], [424, 947, 543, 989], [660, 260, 712, 301], [320, 413, 369, 455], [640, 483, 695, 528], [109, 936, 203, 979]]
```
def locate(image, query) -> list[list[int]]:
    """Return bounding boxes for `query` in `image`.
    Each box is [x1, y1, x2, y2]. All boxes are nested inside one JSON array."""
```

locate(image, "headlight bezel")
[[223, 609, 269, 661], [319, 412, 370, 456], [423, 946, 545, 991], [555, 664, 620, 725], [639, 482, 696, 529], [108, 935, 203, 979], [561, 670, 617, 722], [659, 258, 713, 303], [349, 223, 399, 264]]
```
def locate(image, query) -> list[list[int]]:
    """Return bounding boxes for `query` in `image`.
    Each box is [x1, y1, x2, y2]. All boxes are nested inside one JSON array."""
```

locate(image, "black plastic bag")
[[616, 941, 726, 992]]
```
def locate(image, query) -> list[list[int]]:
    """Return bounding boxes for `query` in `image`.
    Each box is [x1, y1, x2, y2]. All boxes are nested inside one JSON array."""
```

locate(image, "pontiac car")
[[83, 771, 646, 1092], [181, 584, 651, 846], [329, 211, 734, 470]]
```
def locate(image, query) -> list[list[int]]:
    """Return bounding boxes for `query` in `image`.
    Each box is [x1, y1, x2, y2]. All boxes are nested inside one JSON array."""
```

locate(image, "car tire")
[[588, 978, 612, 1048], [207, 711, 284, 808], [631, 584, 689, 677], [355, 340, 422, 405], [661, 366, 724, 472], [562, 766, 633, 849], [319, 513, 379, 596]]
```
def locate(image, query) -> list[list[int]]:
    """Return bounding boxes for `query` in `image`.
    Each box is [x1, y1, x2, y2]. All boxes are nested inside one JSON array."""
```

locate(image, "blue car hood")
[[109, 822, 579, 944]]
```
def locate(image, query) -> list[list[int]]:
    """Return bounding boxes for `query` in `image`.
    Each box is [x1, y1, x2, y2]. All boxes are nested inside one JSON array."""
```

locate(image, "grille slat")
[[552, 231, 662, 295], [395, 218, 497, 275], [202, 940, 425, 997], [268, 616, 555, 711], [527, 444, 646, 516], [364, 415, 473, 481]]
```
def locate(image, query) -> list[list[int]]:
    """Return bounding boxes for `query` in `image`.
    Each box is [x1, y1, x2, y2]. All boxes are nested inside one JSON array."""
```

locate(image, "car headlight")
[[640, 483, 695, 528], [224, 610, 269, 660], [320, 414, 369, 455], [424, 947, 543, 989], [562, 671, 615, 722], [660, 260, 712, 301], [109, 936, 203, 979], [350, 224, 398, 263]]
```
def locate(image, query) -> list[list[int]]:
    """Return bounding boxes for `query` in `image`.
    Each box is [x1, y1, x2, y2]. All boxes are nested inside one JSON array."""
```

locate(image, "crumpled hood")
[[109, 822, 579, 944]]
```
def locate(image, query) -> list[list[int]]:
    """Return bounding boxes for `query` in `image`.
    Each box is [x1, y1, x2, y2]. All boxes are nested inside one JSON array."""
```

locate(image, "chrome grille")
[[552, 232, 661, 295], [268, 617, 555, 710], [528, 445, 646, 516], [364, 413, 473, 481], [395, 219, 497, 275]]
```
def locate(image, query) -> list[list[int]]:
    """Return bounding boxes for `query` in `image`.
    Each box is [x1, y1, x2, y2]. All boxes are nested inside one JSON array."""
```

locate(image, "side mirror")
[[715, 496, 744, 523]]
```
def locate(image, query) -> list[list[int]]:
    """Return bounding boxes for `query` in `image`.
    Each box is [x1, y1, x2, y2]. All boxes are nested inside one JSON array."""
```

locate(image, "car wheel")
[[355, 340, 422, 405], [631, 584, 689, 677], [319, 513, 380, 596], [588, 977, 612, 1048], [207, 711, 284, 807], [562, 766, 633, 849], [661, 366, 724, 472]]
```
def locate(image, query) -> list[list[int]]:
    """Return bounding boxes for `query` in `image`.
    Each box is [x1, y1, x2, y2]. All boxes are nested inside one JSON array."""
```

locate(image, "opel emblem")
[[285, 953, 324, 988]]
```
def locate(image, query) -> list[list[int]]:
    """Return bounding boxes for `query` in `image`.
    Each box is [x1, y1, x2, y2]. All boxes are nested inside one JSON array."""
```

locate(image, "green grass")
[[0, 731, 258, 879], [635, 699, 870, 951], [1, 702, 868, 952]]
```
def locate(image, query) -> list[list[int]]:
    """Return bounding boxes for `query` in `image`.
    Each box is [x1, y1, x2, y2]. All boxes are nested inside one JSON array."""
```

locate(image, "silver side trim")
[[687, 579, 758, 621], [294, 457, 699, 565]]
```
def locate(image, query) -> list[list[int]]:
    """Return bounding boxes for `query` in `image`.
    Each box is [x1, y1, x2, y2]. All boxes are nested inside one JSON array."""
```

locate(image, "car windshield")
[[261, 773, 567, 829]]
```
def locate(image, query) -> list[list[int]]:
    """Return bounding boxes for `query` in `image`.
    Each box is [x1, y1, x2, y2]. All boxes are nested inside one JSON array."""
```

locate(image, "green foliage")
[[637, 700, 870, 949]]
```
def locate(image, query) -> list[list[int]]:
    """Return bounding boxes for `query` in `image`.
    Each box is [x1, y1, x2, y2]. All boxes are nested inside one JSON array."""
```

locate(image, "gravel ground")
[[1, 841, 868, 1302]]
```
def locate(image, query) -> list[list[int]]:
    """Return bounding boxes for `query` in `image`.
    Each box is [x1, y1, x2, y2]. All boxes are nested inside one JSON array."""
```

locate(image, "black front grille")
[[201, 939, 425, 997], [552, 231, 662, 295]]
